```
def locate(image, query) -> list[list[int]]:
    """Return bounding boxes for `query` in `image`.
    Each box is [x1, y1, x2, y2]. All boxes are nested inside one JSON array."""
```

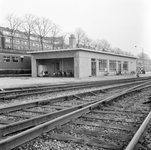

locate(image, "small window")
[[21, 57, 24, 63], [24, 41, 27, 45], [12, 56, 19, 62], [35, 43, 39, 47], [15, 40, 20, 44], [3, 56, 10, 62]]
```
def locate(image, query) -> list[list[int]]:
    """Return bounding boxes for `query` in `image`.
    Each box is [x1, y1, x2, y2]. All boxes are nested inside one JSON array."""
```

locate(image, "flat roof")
[[0, 49, 31, 56], [28, 48, 137, 59]]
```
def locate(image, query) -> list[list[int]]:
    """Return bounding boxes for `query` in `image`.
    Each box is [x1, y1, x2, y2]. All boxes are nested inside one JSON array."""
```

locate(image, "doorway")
[[91, 59, 96, 76], [117, 61, 121, 74]]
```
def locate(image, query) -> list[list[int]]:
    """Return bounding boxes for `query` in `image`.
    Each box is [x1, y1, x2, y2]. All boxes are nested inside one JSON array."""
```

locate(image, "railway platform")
[[0, 72, 151, 89]]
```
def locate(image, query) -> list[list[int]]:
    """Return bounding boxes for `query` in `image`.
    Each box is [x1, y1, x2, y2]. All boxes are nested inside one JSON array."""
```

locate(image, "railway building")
[[30, 35, 137, 78]]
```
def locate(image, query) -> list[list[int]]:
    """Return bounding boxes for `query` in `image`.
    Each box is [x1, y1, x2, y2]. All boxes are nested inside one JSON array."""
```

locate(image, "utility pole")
[[135, 46, 145, 73], [142, 48, 145, 70]]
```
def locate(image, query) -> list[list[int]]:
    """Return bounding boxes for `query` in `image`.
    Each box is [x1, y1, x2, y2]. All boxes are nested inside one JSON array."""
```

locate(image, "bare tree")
[[91, 40, 97, 50], [92, 39, 101, 50], [5, 14, 22, 50], [124, 51, 134, 56], [136, 52, 150, 66], [34, 17, 53, 50], [113, 47, 125, 54], [82, 36, 93, 49], [98, 39, 111, 51], [21, 14, 36, 50], [81, 35, 93, 49], [50, 24, 61, 49], [86, 38, 93, 49], [75, 28, 86, 48]]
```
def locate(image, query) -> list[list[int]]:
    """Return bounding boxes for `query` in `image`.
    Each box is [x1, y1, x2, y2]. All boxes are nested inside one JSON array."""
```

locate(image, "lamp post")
[[135, 46, 145, 71]]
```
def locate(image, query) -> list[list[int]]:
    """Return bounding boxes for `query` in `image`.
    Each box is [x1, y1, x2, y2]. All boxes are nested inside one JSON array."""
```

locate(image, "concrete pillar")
[[116, 61, 118, 73], [74, 57, 79, 78], [96, 59, 98, 76], [31, 56, 37, 77], [107, 60, 110, 73], [121, 61, 123, 72], [74, 51, 80, 78]]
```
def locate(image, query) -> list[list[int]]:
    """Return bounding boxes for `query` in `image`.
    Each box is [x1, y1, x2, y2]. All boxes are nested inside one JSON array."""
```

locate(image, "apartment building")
[[0, 26, 65, 51]]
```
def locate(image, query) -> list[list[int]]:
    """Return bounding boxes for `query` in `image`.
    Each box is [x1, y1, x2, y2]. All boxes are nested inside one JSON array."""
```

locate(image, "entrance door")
[[118, 61, 121, 74], [91, 60, 96, 76]]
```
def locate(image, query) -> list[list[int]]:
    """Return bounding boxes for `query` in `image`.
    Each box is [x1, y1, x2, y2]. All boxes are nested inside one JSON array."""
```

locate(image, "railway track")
[[0, 81, 146, 137], [0, 79, 150, 149], [0, 76, 150, 100]]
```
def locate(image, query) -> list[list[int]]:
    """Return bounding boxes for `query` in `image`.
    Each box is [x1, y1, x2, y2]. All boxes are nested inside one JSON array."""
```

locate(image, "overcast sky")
[[0, 0, 151, 58]]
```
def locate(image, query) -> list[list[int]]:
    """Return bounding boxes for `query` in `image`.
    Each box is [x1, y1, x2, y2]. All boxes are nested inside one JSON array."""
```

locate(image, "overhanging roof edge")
[[28, 48, 137, 59]]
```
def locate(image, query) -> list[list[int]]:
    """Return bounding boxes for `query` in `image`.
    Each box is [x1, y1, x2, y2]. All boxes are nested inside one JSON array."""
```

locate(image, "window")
[[5, 38, 10, 43], [30, 42, 33, 46], [99, 59, 107, 71], [35, 43, 39, 47], [15, 40, 20, 44], [22, 35, 27, 39], [3, 31, 10, 35], [54, 41, 59, 44], [6, 45, 11, 49], [123, 61, 128, 71], [20, 46, 24, 50], [12, 56, 19, 62], [24, 41, 27, 45], [3, 56, 10, 62], [109, 60, 116, 71], [30, 36, 37, 40]]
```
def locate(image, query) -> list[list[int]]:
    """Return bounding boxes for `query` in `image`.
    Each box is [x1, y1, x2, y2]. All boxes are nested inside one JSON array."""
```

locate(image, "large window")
[[3, 31, 10, 35], [109, 60, 116, 71], [99, 59, 107, 71], [123, 61, 128, 71], [3, 56, 10, 62], [12, 56, 19, 62]]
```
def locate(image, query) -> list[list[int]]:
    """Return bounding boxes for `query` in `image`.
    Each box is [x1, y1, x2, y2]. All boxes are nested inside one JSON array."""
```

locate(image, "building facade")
[[0, 26, 65, 51], [30, 48, 136, 78]]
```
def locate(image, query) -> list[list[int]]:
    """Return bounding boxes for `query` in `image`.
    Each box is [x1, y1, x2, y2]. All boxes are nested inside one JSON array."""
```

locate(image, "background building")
[[0, 26, 65, 51]]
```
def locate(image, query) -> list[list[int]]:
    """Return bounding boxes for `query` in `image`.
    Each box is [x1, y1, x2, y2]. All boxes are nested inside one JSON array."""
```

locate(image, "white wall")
[[31, 49, 136, 78], [78, 51, 136, 78]]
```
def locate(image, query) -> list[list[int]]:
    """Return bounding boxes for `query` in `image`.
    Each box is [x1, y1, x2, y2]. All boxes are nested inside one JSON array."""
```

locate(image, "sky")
[[0, 0, 151, 58]]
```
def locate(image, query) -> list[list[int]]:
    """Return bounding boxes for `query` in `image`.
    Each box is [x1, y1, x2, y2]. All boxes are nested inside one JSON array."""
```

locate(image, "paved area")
[[0, 72, 151, 89]]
